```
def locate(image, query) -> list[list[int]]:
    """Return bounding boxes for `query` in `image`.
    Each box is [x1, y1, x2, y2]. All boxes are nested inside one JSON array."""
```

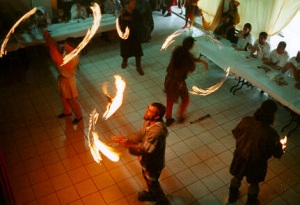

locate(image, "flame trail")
[[102, 75, 126, 120], [0, 8, 37, 58], [161, 30, 182, 51], [280, 136, 287, 152], [190, 67, 230, 96], [88, 109, 120, 163], [116, 18, 130, 39], [61, 3, 101, 66]]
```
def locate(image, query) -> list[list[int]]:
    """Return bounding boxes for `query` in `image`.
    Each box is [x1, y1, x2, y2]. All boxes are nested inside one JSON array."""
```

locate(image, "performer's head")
[[144, 102, 166, 122]]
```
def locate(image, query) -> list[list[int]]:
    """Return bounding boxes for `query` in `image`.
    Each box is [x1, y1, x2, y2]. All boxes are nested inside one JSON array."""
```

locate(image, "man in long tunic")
[[227, 100, 284, 205], [43, 31, 83, 124]]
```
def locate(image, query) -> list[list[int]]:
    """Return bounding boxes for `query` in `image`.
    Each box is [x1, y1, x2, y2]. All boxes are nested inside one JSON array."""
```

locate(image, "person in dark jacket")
[[112, 102, 169, 205], [119, 0, 145, 75], [227, 99, 284, 205]]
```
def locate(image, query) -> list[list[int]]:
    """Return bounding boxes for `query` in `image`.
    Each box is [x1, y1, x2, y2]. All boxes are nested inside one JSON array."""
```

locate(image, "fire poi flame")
[[61, 3, 101, 66], [190, 67, 230, 96], [280, 136, 287, 152], [161, 30, 182, 51], [116, 18, 130, 39], [102, 75, 126, 120], [88, 109, 120, 163], [0, 7, 37, 58]]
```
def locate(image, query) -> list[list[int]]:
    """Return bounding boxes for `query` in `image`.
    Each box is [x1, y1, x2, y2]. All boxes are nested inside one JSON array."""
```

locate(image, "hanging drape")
[[199, 0, 300, 38]]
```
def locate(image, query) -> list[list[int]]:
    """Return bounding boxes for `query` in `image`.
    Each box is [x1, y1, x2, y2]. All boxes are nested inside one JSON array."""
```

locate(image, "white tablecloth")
[[194, 35, 300, 114], [14, 14, 116, 47]]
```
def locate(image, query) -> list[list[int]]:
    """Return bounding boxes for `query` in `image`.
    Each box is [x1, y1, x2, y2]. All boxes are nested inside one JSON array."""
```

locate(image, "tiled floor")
[[1, 11, 300, 205]]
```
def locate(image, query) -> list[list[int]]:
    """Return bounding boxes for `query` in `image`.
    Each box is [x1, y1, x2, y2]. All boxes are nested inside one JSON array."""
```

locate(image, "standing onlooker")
[[182, 0, 200, 30], [227, 99, 284, 205], [43, 31, 83, 124], [112, 102, 170, 205], [263, 41, 289, 71], [164, 37, 208, 126], [247, 31, 270, 60], [224, 0, 240, 26], [136, 0, 154, 42], [119, 0, 145, 75], [232, 23, 253, 51]]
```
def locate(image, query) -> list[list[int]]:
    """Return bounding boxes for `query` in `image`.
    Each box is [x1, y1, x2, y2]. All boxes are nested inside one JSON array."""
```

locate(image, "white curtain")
[[199, 0, 300, 39], [237, 0, 300, 38]]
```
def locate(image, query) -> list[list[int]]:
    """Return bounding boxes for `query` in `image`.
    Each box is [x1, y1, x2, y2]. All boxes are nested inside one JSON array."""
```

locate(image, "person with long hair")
[[232, 23, 253, 51], [227, 99, 284, 205], [164, 37, 208, 126]]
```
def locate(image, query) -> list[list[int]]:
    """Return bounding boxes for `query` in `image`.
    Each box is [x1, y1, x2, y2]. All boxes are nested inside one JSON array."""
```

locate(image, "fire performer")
[[119, 0, 144, 75], [164, 36, 208, 126], [112, 102, 170, 205], [227, 99, 284, 205], [43, 31, 83, 124]]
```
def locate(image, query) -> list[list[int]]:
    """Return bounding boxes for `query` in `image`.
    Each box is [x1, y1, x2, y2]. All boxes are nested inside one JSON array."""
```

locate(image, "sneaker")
[[138, 190, 155, 202], [72, 117, 82, 124], [166, 118, 175, 127], [58, 113, 72, 118]]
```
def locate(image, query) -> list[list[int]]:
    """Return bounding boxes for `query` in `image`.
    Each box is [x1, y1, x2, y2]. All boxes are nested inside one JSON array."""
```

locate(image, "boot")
[[228, 186, 240, 203], [246, 194, 259, 205], [136, 57, 144, 75]]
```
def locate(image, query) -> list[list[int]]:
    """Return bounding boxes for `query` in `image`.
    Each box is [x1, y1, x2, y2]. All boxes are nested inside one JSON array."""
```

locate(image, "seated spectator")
[[58, 0, 75, 19], [282, 51, 300, 81], [70, 3, 88, 19], [232, 23, 253, 51], [263, 41, 289, 71], [224, 0, 240, 26], [248, 31, 270, 59], [33, 6, 51, 27], [214, 13, 237, 43], [52, 8, 69, 24], [103, 0, 122, 15]]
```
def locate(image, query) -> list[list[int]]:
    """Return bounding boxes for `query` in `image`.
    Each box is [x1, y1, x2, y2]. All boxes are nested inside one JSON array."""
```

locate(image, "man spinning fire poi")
[[112, 102, 170, 204], [43, 31, 83, 124]]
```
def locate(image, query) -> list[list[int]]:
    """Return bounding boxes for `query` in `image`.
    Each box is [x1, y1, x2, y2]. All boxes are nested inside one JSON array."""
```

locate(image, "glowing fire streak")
[[189, 67, 230, 96], [88, 109, 120, 163], [102, 75, 126, 120], [116, 18, 130, 39], [161, 30, 182, 51], [0, 7, 37, 58], [61, 3, 101, 66], [204, 33, 223, 49], [280, 136, 287, 152]]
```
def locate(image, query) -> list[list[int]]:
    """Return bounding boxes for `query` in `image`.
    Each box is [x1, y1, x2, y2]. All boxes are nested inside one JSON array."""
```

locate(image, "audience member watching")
[[248, 31, 270, 59], [232, 23, 253, 51], [282, 51, 300, 88], [263, 41, 289, 71], [214, 13, 236, 43], [103, 0, 122, 15], [58, 0, 75, 19], [70, 2, 88, 19], [224, 0, 240, 26], [52, 8, 69, 24], [136, 0, 154, 42], [33, 6, 51, 27]]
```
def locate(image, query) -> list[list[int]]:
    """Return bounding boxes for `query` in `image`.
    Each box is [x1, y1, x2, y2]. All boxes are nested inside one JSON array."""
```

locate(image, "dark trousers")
[[142, 169, 169, 204]]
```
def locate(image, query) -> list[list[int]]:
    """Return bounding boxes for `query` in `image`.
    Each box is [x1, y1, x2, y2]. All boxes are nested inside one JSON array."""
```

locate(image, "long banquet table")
[[11, 14, 116, 49], [194, 35, 300, 116]]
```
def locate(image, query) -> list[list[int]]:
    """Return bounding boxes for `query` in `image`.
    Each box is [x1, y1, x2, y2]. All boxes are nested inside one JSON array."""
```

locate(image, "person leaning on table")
[[247, 31, 270, 60], [263, 41, 289, 71], [43, 31, 83, 124], [282, 51, 300, 89]]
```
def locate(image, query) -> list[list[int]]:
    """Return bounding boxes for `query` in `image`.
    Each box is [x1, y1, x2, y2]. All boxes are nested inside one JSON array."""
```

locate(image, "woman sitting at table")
[[247, 31, 270, 59], [33, 6, 52, 27], [232, 23, 253, 51], [70, 2, 88, 19], [214, 12, 237, 43], [282, 51, 300, 88]]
